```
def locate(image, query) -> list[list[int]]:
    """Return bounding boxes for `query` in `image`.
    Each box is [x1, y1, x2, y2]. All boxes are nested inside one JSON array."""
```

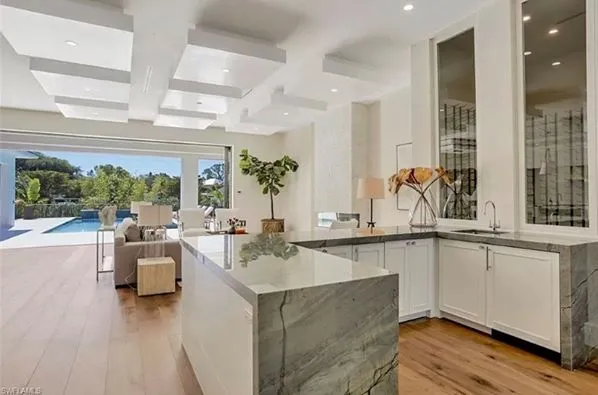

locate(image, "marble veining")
[[257, 276, 398, 394]]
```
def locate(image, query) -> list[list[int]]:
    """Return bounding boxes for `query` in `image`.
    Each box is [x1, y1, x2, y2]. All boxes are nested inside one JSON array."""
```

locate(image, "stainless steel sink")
[[452, 229, 507, 235]]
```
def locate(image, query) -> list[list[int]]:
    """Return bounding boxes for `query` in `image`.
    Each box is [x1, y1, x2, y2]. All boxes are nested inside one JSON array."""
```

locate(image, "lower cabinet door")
[[319, 245, 353, 260], [488, 245, 560, 352], [407, 239, 432, 314], [354, 243, 385, 268], [384, 241, 409, 318], [439, 240, 488, 325]]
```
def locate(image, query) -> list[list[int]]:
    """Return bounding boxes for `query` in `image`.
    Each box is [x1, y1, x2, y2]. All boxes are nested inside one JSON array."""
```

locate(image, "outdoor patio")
[[0, 218, 179, 249]]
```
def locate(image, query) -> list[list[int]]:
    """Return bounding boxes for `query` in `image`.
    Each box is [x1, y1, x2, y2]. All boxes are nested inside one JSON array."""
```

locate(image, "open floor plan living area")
[[1, 0, 598, 394]]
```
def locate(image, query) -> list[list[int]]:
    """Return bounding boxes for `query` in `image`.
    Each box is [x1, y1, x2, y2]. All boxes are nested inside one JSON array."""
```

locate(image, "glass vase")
[[409, 191, 438, 228]]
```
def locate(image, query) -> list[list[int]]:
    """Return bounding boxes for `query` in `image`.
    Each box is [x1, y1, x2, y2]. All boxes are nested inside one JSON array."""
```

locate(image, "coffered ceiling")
[[0, 0, 491, 135]]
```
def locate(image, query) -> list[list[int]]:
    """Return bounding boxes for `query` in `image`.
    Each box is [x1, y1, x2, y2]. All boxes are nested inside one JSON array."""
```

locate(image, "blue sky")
[[42, 151, 222, 177]]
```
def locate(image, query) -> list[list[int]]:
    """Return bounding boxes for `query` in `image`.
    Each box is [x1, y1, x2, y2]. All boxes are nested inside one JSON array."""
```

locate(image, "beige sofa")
[[113, 229, 181, 287]]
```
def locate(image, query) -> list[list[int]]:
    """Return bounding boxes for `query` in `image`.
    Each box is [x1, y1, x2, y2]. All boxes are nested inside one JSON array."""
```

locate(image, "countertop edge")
[[290, 230, 597, 254]]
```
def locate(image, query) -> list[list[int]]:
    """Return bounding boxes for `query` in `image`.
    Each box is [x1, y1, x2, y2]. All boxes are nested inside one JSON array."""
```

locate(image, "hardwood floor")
[[1, 245, 597, 394]]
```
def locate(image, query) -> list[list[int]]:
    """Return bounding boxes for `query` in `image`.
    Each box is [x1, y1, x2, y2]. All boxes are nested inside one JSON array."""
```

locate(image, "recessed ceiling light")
[[523, 15, 531, 22], [524, 51, 532, 56], [223, 68, 230, 73], [330, 88, 338, 93], [548, 28, 559, 35], [283, 112, 289, 116], [552, 61, 561, 66], [403, 3, 414, 11], [84, 87, 91, 92], [91, 112, 99, 116], [65, 40, 78, 47]]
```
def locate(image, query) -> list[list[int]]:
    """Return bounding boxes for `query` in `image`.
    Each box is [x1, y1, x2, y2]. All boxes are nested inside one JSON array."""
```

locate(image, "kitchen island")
[[180, 233, 399, 395]]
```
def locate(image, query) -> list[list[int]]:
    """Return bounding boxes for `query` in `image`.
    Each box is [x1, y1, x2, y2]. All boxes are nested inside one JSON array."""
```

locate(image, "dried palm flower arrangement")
[[388, 167, 453, 227]]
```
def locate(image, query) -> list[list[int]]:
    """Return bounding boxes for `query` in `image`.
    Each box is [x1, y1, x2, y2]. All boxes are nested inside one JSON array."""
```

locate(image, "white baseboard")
[[440, 311, 492, 335], [399, 310, 430, 323]]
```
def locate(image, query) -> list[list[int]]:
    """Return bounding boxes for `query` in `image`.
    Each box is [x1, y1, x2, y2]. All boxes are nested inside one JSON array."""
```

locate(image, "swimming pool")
[[44, 218, 177, 233]]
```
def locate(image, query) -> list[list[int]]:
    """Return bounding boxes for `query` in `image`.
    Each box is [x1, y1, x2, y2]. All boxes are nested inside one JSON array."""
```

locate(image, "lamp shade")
[[131, 201, 152, 214], [138, 205, 172, 226], [357, 177, 385, 200]]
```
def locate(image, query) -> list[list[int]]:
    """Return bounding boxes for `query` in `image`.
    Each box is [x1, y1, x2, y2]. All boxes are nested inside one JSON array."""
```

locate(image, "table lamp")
[[357, 177, 385, 228]]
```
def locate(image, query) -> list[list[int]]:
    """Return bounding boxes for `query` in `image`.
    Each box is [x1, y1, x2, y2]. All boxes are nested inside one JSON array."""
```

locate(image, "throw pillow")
[[123, 222, 142, 242]]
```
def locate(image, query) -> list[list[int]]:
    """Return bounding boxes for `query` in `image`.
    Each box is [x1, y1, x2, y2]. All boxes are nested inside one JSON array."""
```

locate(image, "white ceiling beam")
[[188, 27, 286, 63], [270, 91, 327, 112], [0, 0, 133, 32], [30, 58, 130, 84], [54, 96, 128, 110], [168, 79, 242, 99], [158, 108, 218, 120], [323, 55, 392, 84]]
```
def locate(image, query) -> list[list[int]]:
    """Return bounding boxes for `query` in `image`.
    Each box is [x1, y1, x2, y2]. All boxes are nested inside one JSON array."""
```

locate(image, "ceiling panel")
[[153, 108, 217, 130], [31, 71, 130, 103], [175, 46, 282, 91], [54, 96, 128, 122], [1, 5, 133, 71], [55, 103, 128, 123], [161, 90, 235, 114], [286, 71, 389, 107], [154, 114, 216, 130]]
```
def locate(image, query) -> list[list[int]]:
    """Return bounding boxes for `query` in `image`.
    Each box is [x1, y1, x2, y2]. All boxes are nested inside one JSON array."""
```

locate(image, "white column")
[[180, 155, 199, 210], [0, 151, 16, 228], [410, 39, 436, 166]]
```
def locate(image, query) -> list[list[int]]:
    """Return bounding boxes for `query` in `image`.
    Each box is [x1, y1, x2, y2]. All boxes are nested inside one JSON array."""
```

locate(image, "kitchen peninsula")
[[180, 233, 399, 395]]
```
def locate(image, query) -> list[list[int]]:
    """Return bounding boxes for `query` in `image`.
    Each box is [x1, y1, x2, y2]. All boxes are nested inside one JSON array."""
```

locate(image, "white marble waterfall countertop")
[[180, 234, 392, 305]]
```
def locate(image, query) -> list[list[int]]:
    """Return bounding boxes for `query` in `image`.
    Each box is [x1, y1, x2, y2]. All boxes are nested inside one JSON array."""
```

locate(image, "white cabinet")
[[317, 245, 353, 260], [439, 240, 488, 326], [354, 243, 385, 268], [385, 239, 434, 321], [488, 245, 560, 352], [438, 239, 561, 352]]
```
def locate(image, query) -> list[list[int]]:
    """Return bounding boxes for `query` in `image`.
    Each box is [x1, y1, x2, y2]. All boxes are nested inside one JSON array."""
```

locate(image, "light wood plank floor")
[[1, 245, 597, 394]]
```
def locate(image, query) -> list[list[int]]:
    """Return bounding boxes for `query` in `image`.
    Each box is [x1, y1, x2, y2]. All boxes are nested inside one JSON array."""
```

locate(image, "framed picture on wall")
[[396, 143, 415, 211]]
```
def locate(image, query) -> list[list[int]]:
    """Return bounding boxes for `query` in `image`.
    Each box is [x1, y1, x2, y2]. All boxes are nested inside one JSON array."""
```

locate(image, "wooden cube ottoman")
[[137, 256, 176, 296]]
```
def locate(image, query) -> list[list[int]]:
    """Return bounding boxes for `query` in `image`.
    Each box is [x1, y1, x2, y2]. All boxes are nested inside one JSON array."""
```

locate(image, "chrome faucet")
[[483, 200, 501, 231]]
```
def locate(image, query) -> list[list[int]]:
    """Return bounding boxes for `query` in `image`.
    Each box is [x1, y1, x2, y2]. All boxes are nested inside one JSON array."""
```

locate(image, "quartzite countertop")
[[284, 225, 598, 370], [180, 233, 399, 394]]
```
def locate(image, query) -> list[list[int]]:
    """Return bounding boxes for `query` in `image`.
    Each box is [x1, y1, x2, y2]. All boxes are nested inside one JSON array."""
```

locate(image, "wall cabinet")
[[385, 239, 434, 322], [353, 243, 385, 268], [439, 239, 560, 352]]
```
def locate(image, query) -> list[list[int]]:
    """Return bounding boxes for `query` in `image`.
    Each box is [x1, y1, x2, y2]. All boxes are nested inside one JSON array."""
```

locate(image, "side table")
[[137, 256, 176, 296], [96, 225, 116, 281]]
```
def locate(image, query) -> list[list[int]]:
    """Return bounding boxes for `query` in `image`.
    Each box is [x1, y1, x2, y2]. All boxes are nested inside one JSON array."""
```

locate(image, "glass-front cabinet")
[[437, 28, 478, 221], [521, 0, 589, 227]]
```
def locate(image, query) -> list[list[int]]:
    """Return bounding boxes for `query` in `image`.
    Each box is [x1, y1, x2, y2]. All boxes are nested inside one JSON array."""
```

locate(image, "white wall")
[[313, 104, 353, 213], [369, 88, 412, 226], [312, 103, 372, 226], [0, 108, 287, 233], [0, 151, 16, 228], [280, 125, 314, 231]]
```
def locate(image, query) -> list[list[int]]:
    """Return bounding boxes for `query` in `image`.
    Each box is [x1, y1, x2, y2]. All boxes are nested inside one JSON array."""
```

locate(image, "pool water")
[[45, 218, 176, 233]]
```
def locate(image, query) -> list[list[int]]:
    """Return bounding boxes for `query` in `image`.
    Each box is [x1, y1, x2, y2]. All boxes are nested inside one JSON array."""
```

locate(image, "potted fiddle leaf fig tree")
[[239, 149, 298, 233]]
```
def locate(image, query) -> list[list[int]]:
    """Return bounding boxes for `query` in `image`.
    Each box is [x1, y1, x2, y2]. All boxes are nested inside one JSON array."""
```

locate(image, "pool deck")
[[0, 218, 179, 249]]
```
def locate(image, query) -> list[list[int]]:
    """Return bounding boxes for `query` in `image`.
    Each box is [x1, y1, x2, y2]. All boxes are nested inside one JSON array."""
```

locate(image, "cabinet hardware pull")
[[485, 246, 490, 271], [322, 249, 328, 253]]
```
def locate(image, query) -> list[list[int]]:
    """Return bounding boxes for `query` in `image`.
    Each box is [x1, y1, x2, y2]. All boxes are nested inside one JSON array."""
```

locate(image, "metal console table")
[[96, 225, 116, 281]]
